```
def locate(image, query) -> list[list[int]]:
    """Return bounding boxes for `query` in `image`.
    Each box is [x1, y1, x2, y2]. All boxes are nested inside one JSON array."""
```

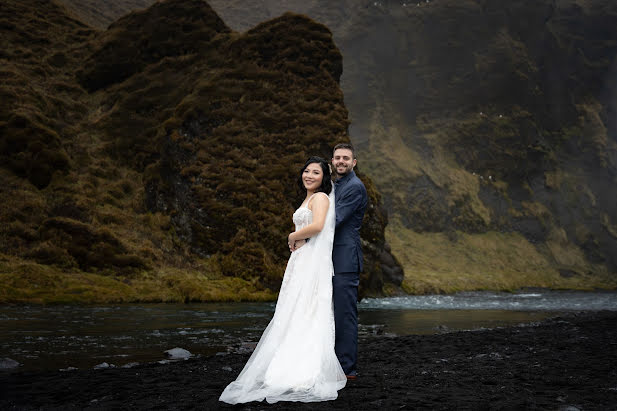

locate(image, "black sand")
[[1, 311, 616, 410]]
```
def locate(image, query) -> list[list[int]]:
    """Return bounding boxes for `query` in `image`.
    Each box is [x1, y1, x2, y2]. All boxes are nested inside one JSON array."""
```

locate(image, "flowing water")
[[1, 290, 615, 371]]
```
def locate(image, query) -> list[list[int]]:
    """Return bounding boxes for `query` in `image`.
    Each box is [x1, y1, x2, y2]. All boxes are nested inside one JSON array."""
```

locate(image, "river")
[[1, 290, 615, 371]]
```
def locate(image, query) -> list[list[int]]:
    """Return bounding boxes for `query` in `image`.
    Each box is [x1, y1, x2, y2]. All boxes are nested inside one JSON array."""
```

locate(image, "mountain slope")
[[17, 0, 617, 294], [0, 0, 401, 303], [204, 0, 617, 292]]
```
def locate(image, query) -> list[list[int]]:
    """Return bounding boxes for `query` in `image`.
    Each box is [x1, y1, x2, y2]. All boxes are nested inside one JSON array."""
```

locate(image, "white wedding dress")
[[219, 190, 346, 404]]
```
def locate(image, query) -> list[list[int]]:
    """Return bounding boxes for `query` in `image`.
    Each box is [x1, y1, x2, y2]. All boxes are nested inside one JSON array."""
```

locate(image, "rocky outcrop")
[[1, 0, 402, 300]]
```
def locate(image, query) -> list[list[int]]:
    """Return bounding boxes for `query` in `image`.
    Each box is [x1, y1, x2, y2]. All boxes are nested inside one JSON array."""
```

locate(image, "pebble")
[[94, 362, 116, 369], [0, 358, 20, 369], [164, 347, 192, 360]]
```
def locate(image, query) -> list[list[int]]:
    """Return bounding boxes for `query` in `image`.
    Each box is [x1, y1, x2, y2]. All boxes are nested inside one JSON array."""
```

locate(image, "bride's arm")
[[289, 239, 306, 252], [288, 193, 330, 244]]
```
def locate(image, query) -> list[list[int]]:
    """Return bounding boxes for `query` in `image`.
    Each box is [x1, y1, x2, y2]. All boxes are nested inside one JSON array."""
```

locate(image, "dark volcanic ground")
[[1, 311, 616, 410]]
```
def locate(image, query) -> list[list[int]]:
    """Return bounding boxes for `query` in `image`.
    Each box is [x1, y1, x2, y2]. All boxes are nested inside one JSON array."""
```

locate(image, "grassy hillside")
[[204, 0, 617, 292], [343, 0, 617, 292], [0, 0, 400, 303]]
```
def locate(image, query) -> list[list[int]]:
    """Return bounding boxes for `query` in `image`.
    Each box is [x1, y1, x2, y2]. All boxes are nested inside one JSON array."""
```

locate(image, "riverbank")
[[2, 257, 616, 305], [1, 311, 615, 410], [0, 260, 277, 304]]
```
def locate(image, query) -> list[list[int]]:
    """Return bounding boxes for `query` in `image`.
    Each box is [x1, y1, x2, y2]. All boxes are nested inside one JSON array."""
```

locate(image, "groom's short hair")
[[333, 143, 356, 159]]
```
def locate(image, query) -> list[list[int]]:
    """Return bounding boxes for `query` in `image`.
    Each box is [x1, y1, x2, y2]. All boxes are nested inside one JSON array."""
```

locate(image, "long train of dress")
[[219, 191, 346, 404]]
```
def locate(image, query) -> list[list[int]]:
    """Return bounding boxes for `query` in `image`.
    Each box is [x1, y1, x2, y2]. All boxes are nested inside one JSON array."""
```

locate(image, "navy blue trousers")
[[332, 272, 359, 376]]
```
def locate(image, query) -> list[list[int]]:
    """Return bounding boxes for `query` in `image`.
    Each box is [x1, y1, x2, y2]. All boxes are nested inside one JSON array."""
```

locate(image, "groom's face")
[[332, 148, 356, 177]]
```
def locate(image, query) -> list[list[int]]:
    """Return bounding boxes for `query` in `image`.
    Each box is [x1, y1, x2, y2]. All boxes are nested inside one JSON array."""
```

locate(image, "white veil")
[[306, 186, 335, 275]]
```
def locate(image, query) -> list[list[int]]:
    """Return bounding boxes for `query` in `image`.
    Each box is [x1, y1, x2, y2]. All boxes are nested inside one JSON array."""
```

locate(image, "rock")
[[0, 358, 20, 369], [164, 347, 192, 360], [381, 261, 404, 285], [93, 362, 115, 369], [233, 342, 257, 354]]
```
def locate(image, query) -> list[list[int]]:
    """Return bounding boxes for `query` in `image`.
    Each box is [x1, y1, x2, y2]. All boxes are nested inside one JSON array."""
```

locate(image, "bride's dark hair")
[[298, 156, 332, 195]]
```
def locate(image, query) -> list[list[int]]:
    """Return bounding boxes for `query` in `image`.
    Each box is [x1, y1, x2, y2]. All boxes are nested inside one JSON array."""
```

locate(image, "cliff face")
[[199, 0, 617, 292], [9, 0, 617, 299], [0, 0, 400, 303]]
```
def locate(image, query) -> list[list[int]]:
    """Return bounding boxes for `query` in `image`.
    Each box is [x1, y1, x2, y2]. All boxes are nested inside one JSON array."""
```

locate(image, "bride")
[[219, 156, 346, 404]]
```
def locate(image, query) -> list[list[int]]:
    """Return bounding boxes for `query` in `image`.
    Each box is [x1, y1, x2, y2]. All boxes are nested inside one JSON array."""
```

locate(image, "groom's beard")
[[333, 165, 352, 179]]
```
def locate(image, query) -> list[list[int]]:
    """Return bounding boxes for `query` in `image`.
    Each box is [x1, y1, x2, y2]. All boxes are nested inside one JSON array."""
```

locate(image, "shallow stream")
[[1, 290, 615, 371]]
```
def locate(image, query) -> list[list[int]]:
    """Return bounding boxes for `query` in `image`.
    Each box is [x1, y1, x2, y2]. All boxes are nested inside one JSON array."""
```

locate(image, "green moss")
[[0, 256, 277, 304], [388, 217, 617, 294]]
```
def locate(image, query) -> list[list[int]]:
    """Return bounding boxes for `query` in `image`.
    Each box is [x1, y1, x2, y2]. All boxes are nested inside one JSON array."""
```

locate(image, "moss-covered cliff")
[[0, 0, 401, 303], [8, 0, 617, 297], [199, 0, 617, 293]]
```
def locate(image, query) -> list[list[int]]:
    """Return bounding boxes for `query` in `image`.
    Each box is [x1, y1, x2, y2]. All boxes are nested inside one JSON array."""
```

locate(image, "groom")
[[331, 142, 368, 379]]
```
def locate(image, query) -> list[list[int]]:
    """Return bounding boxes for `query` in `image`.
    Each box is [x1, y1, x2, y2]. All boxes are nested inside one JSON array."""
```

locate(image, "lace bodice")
[[293, 192, 330, 230], [292, 207, 312, 231]]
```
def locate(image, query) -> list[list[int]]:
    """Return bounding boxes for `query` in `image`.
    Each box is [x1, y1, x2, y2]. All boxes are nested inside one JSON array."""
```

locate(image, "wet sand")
[[1, 311, 616, 410]]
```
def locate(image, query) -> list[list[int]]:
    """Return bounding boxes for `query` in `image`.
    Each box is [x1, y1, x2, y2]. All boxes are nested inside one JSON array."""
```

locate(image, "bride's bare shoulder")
[[308, 192, 330, 210]]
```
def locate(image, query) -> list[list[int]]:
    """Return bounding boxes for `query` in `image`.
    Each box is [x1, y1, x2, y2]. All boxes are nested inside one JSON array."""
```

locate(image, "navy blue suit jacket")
[[332, 170, 368, 274]]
